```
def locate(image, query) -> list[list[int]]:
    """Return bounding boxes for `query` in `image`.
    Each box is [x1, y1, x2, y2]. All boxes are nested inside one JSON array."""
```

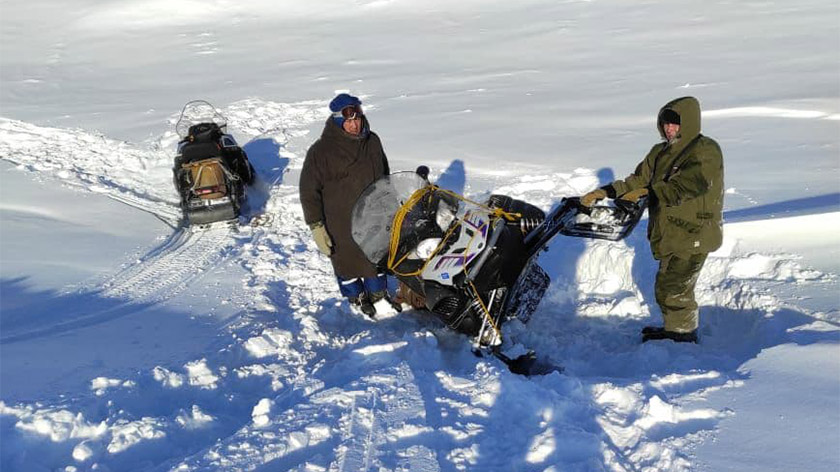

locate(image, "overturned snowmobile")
[[351, 171, 646, 356], [173, 100, 255, 226]]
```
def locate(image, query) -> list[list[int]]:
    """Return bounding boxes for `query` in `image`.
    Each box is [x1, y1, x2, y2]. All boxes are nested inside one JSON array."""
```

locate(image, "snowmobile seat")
[[188, 122, 224, 142], [181, 141, 222, 164], [182, 158, 228, 200]]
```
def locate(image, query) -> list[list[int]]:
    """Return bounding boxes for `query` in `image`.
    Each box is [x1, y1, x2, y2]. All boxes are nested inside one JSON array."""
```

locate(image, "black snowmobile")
[[351, 171, 646, 373], [172, 100, 255, 226]]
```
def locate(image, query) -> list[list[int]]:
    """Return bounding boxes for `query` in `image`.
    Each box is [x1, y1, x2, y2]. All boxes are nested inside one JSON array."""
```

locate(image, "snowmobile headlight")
[[436, 201, 456, 231], [410, 238, 442, 260]]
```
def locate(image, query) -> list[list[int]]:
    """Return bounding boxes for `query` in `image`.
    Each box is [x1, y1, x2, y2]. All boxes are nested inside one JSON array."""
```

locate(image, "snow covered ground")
[[1, 0, 838, 471]]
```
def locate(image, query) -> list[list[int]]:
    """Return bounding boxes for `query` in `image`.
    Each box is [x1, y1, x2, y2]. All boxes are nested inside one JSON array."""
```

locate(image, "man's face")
[[342, 115, 362, 135], [663, 123, 680, 141]]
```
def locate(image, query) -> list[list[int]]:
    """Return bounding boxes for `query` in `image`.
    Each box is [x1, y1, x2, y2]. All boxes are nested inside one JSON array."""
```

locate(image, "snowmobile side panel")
[[422, 209, 492, 286]]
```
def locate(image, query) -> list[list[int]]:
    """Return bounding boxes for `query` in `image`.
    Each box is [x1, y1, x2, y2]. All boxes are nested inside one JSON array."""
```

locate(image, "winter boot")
[[368, 290, 386, 304], [369, 290, 403, 313], [346, 292, 375, 318], [349, 294, 377, 318], [642, 328, 698, 343]]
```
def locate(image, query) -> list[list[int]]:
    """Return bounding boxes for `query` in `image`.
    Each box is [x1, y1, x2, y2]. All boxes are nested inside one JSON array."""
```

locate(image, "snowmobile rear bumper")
[[185, 199, 237, 225]]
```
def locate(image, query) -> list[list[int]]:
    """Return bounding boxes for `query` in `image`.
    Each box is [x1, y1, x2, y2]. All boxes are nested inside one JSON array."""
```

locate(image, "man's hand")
[[621, 187, 649, 203], [581, 189, 607, 207], [309, 221, 333, 256]]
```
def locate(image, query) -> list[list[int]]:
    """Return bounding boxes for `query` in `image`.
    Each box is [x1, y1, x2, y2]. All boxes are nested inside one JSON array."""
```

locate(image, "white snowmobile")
[[351, 171, 647, 374], [173, 100, 255, 226]]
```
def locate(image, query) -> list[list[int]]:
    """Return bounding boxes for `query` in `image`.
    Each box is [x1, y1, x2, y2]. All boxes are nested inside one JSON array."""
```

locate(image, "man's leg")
[[362, 274, 388, 302], [337, 276, 364, 301], [363, 274, 403, 314], [337, 276, 378, 317], [650, 252, 708, 339]]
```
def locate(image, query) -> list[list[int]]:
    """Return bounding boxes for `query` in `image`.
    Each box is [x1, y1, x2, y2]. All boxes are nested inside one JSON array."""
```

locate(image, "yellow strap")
[[387, 185, 523, 275], [390, 219, 462, 277], [384, 184, 507, 344], [387, 186, 434, 271], [436, 188, 522, 221]]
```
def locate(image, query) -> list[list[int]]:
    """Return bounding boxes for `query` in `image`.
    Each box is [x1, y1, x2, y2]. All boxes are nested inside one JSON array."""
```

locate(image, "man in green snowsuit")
[[582, 96, 724, 343]]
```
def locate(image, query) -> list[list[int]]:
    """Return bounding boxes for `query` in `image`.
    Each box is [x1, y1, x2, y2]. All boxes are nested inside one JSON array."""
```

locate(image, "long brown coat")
[[300, 117, 390, 278]]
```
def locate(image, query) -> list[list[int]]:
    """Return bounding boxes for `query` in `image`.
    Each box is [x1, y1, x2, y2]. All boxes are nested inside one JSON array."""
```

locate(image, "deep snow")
[[1, 0, 839, 471]]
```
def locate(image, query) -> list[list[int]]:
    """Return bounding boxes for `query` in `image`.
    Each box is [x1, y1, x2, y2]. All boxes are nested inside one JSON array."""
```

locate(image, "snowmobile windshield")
[[352, 172, 459, 266], [176, 100, 228, 138]]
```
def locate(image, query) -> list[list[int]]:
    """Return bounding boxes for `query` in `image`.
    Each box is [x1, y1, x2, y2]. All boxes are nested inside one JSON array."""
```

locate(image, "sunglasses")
[[334, 105, 363, 120]]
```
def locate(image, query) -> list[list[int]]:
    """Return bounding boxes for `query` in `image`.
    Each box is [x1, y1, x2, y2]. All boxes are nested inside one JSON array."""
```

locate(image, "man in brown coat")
[[300, 93, 391, 317], [582, 96, 724, 343]]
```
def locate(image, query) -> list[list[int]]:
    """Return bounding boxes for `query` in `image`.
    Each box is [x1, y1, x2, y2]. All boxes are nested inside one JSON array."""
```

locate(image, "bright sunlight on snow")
[[1, 0, 838, 471]]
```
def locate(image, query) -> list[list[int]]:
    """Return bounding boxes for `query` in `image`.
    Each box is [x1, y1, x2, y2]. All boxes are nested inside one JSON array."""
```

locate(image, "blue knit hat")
[[329, 93, 362, 128]]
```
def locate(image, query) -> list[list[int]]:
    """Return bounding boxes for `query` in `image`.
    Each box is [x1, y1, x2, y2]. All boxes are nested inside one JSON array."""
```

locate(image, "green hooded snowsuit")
[[605, 96, 724, 332]]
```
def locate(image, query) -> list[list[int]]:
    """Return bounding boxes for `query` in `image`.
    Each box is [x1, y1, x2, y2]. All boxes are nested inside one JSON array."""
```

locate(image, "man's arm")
[[372, 132, 390, 175], [603, 145, 659, 197], [299, 149, 326, 225], [651, 142, 722, 206], [382, 151, 390, 175]]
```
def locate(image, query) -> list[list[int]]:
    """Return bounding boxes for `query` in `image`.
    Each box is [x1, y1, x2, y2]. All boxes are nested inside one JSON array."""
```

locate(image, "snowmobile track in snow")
[[105, 191, 182, 229], [0, 225, 238, 344], [100, 225, 235, 304]]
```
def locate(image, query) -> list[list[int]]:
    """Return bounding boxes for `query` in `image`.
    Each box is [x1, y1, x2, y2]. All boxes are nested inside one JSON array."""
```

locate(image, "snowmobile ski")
[[472, 346, 563, 377]]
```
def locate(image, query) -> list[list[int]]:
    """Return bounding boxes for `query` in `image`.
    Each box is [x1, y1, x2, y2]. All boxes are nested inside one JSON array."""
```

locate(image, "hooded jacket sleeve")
[[370, 131, 390, 175], [299, 147, 326, 225], [603, 144, 659, 198], [651, 140, 722, 207]]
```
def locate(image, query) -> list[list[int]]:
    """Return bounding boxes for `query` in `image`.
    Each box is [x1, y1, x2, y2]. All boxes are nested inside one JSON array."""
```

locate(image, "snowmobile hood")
[[657, 96, 701, 145]]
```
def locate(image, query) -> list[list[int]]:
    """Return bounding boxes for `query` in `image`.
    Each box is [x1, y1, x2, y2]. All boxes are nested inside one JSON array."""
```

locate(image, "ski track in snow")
[[1, 101, 838, 471], [0, 98, 321, 308], [99, 225, 235, 304]]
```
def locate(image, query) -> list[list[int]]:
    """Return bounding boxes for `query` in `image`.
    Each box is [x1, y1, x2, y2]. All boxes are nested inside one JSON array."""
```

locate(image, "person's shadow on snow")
[[242, 138, 289, 217], [435, 159, 466, 195], [528, 167, 616, 334], [448, 168, 619, 469]]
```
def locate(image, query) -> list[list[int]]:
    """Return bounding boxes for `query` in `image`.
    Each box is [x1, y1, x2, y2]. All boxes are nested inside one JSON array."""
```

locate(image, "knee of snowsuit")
[[654, 253, 708, 333], [337, 274, 387, 299]]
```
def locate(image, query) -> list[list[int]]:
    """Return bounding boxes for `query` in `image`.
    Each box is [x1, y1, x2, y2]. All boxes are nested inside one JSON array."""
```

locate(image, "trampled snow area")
[[1, 1, 838, 471]]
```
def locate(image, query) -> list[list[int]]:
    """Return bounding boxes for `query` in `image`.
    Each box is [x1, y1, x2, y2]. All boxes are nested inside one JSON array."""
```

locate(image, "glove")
[[581, 189, 607, 207], [620, 187, 649, 203], [309, 221, 333, 256]]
